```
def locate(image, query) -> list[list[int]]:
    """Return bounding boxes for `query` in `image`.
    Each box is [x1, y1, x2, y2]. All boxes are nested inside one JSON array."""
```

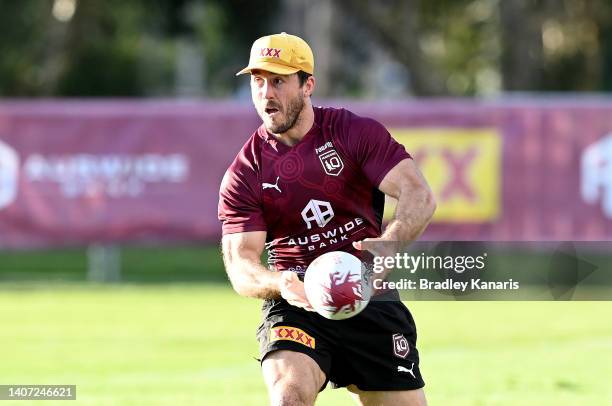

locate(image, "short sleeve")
[[218, 156, 267, 236], [348, 116, 411, 187]]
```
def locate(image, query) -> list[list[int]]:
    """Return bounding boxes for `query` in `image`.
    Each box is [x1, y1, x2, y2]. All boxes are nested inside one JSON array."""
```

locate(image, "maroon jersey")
[[218, 107, 411, 274]]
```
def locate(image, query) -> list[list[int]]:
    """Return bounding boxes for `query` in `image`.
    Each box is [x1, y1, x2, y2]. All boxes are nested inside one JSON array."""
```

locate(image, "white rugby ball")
[[304, 251, 372, 320]]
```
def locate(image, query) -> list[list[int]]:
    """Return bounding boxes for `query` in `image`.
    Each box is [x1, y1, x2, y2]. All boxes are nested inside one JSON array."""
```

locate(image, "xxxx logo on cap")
[[260, 47, 282, 58], [236, 32, 314, 76]]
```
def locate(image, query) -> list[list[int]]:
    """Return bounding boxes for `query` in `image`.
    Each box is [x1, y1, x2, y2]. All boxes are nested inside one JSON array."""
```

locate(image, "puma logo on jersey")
[[262, 176, 281, 193], [397, 363, 416, 379]]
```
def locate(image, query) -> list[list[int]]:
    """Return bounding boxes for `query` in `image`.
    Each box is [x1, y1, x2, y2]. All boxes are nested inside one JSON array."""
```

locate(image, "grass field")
[[0, 283, 611, 405]]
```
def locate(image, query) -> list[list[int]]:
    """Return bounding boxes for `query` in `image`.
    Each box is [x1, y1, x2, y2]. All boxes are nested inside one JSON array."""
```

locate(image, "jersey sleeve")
[[218, 154, 267, 236], [347, 115, 412, 187]]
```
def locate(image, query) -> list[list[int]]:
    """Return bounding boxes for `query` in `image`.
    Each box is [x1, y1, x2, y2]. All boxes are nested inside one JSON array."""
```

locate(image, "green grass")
[[0, 245, 226, 282], [0, 283, 611, 405]]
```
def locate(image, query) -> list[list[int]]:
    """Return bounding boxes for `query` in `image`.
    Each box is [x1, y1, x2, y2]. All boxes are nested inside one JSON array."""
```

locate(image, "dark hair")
[[297, 70, 312, 87]]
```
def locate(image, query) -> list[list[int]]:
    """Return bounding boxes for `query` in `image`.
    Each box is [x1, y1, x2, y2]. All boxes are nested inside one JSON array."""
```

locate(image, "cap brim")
[[236, 61, 301, 76]]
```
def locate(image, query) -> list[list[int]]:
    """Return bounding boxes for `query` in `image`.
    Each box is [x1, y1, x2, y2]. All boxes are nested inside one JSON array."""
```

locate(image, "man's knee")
[[347, 385, 427, 406], [262, 350, 325, 406], [267, 376, 316, 406]]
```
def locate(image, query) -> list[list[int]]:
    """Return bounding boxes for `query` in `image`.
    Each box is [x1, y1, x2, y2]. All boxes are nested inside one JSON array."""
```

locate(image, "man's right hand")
[[279, 271, 315, 311]]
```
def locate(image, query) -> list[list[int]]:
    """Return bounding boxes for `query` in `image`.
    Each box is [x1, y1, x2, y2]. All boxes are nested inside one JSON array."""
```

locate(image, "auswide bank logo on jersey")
[[388, 128, 501, 223], [293, 199, 364, 251], [301, 199, 334, 229]]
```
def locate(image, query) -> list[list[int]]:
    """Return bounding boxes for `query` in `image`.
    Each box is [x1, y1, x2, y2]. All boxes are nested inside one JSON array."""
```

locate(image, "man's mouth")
[[264, 106, 280, 116]]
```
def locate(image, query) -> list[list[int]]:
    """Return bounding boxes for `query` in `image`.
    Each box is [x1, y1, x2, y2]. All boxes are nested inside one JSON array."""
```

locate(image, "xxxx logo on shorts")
[[270, 326, 316, 349]]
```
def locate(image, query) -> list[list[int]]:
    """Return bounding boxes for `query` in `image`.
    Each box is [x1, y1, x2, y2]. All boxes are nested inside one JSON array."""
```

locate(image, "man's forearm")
[[373, 187, 435, 281], [225, 258, 282, 299], [382, 187, 435, 244]]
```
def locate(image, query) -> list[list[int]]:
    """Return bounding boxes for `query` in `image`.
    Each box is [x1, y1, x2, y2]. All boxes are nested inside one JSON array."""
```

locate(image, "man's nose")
[[261, 80, 275, 99]]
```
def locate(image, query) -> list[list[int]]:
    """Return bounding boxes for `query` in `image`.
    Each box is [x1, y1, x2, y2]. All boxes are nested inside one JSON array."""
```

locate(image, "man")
[[219, 32, 435, 406]]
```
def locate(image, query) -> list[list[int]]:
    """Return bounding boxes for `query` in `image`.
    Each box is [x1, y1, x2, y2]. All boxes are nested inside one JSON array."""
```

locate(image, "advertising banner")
[[343, 101, 612, 241], [0, 100, 611, 247], [0, 101, 258, 247]]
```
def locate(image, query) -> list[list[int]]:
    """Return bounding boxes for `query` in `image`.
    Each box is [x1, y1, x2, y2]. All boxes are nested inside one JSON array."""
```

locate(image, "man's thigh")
[[329, 298, 425, 391], [347, 385, 427, 406], [262, 350, 327, 406]]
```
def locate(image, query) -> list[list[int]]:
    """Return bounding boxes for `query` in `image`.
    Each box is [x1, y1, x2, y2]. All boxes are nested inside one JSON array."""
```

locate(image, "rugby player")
[[219, 32, 436, 406]]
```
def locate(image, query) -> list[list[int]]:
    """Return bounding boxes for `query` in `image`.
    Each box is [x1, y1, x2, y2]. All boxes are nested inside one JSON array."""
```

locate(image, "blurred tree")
[[344, 0, 612, 96], [500, 0, 611, 92], [57, 0, 149, 96], [0, 0, 278, 97], [418, 0, 501, 95], [343, 0, 502, 96], [0, 0, 55, 95], [343, 0, 446, 95], [602, 18, 612, 90], [498, 0, 545, 91], [536, 0, 612, 92], [1, 0, 612, 97], [191, 0, 281, 96]]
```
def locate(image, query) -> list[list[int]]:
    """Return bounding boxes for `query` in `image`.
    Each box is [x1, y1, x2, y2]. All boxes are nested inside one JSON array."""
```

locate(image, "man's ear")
[[304, 76, 315, 97]]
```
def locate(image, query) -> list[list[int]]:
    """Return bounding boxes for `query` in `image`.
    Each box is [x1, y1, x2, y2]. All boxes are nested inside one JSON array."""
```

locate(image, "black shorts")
[[256, 290, 425, 391]]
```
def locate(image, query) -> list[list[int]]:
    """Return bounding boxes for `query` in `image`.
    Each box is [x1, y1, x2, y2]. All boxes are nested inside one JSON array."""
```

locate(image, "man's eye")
[[274, 78, 283, 85]]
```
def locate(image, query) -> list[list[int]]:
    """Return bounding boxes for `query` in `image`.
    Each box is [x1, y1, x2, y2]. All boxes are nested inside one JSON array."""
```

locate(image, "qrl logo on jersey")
[[301, 199, 334, 229], [316, 142, 344, 176], [392, 333, 410, 359]]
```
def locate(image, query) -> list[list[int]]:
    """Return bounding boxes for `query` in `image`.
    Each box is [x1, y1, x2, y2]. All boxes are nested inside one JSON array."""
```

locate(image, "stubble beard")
[[264, 94, 305, 134]]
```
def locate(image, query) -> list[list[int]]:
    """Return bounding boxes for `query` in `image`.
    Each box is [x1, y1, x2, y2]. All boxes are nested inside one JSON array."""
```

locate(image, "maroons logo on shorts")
[[270, 326, 316, 349], [392, 333, 410, 359]]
